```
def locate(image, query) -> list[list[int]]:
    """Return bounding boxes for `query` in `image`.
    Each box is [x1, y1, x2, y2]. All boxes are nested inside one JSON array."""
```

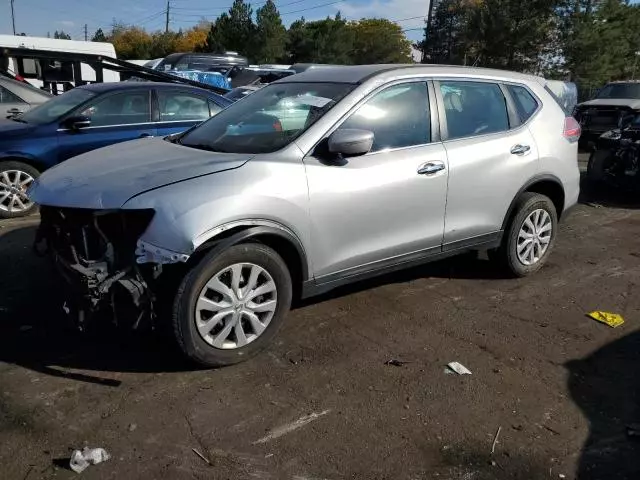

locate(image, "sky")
[[0, 0, 430, 43]]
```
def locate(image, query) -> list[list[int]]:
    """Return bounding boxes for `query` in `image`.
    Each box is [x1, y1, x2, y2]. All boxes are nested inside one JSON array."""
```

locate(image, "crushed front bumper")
[[35, 206, 160, 330]]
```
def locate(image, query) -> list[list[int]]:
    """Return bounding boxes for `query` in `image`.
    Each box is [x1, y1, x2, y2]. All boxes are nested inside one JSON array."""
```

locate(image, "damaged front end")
[[34, 207, 163, 331]]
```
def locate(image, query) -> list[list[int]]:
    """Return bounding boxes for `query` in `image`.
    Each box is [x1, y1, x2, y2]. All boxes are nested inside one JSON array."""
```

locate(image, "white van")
[[0, 35, 119, 93]]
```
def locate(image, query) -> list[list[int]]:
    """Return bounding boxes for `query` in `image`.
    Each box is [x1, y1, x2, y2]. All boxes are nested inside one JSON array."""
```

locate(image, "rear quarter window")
[[506, 85, 539, 123]]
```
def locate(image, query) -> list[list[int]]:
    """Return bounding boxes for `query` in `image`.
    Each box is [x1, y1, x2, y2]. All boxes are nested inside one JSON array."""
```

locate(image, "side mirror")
[[63, 115, 91, 130], [327, 129, 374, 157]]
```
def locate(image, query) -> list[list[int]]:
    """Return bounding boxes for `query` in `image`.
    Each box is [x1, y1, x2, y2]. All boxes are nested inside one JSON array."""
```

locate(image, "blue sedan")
[[0, 82, 232, 218]]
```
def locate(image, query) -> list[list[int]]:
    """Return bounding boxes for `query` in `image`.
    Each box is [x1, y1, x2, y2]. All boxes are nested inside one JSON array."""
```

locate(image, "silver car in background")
[[29, 65, 581, 367], [0, 75, 52, 117]]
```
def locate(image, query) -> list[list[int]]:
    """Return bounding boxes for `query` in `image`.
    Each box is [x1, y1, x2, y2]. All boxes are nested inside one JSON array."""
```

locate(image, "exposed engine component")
[[35, 207, 158, 330]]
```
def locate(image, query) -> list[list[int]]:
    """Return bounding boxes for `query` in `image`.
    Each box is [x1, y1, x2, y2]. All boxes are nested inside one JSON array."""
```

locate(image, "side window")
[[440, 81, 509, 140], [80, 91, 151, 127], [158, 91, 212, 122], [338, 82, 430, 152], [507, 84, 539, 123], [0, 86, 26, 104]]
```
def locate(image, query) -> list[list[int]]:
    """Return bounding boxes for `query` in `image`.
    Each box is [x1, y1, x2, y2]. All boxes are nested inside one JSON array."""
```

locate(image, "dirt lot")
[[2, 172, 640, 479]]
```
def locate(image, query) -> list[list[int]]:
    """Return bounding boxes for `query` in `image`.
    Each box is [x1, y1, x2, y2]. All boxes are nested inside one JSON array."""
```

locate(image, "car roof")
[[279, 64, 544, 85], [0, 76, 53, 102]]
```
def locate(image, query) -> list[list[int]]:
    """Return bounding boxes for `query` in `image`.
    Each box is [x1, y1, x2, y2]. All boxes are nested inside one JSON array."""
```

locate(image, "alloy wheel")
[[0, 169, 35, 213], [517, 208, 552, 266], [195, 263, 278, 350]]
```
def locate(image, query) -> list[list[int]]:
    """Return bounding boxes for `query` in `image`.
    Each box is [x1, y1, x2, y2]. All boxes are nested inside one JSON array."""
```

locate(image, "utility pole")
[[11, 0, 16, 35], [84, 23, 88, 41], [165, 0, 170, 34]]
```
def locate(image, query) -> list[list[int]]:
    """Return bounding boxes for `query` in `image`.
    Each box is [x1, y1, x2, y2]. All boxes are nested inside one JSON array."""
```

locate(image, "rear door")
[[57, 89, 156, 162], [155, 89, 223, 137], [436, 79, 539, 247]]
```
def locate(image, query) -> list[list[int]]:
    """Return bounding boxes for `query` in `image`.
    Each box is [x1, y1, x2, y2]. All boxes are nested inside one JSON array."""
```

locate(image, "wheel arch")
[[189, 222, 310, 299], [501, 175, 566, 231], [0, 155, 45, 173]]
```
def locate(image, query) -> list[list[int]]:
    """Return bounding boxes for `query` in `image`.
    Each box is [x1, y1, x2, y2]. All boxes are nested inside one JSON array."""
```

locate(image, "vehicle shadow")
[[578, 171, 640, 210], [297, 251, 509, 308], [0, 223, 196, 384], [567, 330, 640, 479]]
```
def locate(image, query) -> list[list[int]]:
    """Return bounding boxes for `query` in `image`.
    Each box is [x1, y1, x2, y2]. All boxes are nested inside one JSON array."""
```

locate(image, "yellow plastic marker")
[[587, 311, 625, 328]]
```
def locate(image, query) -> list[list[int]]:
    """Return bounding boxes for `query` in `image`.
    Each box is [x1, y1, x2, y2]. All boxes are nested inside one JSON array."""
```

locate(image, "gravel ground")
[[2, 169, 640, 480]]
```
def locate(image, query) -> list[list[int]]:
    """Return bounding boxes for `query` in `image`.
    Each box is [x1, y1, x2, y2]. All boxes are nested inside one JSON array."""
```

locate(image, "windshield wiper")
[[9, 116, 27, 123]]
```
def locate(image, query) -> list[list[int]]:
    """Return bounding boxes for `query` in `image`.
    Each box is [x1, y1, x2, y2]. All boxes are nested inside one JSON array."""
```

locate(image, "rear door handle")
[[510, 144, 531, 155], [417, 161, 446, 175], [139, 133, 153, 138]]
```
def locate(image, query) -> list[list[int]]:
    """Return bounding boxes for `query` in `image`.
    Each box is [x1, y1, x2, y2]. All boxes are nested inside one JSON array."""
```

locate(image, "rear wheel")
[[172, 243, 292, 367], [0, 161, 39, 219], [495, 192, 558, 277]]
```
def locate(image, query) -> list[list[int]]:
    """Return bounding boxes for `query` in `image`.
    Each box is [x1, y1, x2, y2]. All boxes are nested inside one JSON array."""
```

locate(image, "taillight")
[[273, 120, 283, 132], [564, 116, 581, 142]]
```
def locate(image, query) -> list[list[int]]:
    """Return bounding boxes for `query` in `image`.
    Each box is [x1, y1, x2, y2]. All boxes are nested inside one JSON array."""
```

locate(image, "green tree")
[[203, 22, 225, 53], [349, 19, 413, 64], [216, 0, 257, 57], [560, 0, 640, 95], [255, 0, 287, 63], [53, 30, 72, 40], [91, 28, 107, 42], [286, 14, 354, 64]]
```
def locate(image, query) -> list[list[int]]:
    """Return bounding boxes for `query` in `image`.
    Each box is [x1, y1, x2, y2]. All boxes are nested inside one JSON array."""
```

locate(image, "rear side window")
[[439, 81, 509, 140], [507, 85, 539, 123]]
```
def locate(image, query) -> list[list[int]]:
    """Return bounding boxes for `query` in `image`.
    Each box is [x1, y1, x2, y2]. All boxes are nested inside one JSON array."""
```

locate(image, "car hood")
[[579, 98, 640, 109], [29, 138, 252, 209]]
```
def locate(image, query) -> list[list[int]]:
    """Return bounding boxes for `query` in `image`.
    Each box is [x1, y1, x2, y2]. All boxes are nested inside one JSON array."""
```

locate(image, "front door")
[[435, 80, 540, 245], [304, 81, 448, 281], [57, 89, 156, 163], [155, 89, 222, 137]]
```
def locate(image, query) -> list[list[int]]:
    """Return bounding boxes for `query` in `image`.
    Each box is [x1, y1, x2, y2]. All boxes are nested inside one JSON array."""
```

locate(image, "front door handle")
[[417, 161, 446, 175], [510, 144, 531, 155], [139, 133, 153, 138]]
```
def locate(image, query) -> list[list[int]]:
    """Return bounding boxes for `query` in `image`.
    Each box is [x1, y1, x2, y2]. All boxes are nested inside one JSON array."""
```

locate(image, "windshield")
[[19, 88, 95, 124], [178, 82, 355, 154], [596, 83, 640, 100]]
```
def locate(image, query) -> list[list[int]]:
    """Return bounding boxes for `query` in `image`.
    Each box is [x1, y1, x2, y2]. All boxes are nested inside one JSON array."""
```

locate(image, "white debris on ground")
[[69, 447, 110, 474]]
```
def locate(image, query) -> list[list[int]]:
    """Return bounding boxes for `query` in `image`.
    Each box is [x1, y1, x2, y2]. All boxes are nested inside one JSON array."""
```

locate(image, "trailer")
[[0, 46, 229, 95]]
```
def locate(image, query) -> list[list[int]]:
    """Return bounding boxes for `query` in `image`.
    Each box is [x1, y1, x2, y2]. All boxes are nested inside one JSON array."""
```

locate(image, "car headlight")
[[600, 129, 621, 140]]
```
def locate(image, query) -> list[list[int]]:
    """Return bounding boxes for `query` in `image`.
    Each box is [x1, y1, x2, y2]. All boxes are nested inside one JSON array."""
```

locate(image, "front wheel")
[[497, 192, 558, 277], [0, 161, 39, 219], [172, 243, 292, 367]]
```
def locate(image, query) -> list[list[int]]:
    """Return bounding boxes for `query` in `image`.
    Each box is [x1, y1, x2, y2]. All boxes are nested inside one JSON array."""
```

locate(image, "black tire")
[[587, 149, 612, 185], [0, 161, 40, 219], [172, 243, 292, 367], [496, 192, 558, 277]]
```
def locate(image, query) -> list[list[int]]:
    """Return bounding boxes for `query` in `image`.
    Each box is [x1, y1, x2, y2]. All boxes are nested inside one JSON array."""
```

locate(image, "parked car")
[[573, 80, 640, 149], [29, 65, 580, 367], [587, 113, 640, 189], [0, 81, 231, 218], [224, 84, 263, 102], [0, 75, 52, 117]]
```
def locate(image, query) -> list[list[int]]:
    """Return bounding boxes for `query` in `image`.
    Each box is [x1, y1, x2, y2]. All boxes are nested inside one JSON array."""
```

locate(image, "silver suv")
[[29, 65, 581, 366]]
